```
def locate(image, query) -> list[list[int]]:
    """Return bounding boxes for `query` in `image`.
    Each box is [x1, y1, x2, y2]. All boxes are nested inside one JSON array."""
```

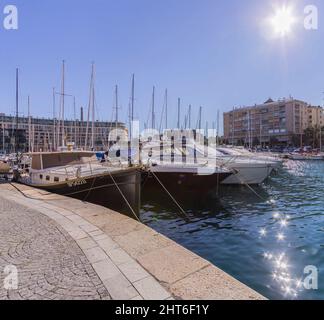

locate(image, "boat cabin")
[[30, 151, 95, 171]]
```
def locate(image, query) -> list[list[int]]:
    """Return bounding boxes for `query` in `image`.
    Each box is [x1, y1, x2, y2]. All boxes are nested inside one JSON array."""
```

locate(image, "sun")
[[270, 6, 296, 37]]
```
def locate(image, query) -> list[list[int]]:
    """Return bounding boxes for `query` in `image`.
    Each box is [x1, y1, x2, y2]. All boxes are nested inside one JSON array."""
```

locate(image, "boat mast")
[[15, 68, 19, 155], [28, 95, 31, 153], [152, 86, 155, 130], [115, 84, 119, 134], [85, 62, 94, 150], [177, 98, 181, 129], [165, 89, 168, 131], [232, 107, 235, 146], [259, 109, 262, 148], [2, 115, 5, 154], [61, 60, 65, 148], [130, 74, 135, 141], [216, 109, 220, 148], [91, 69, 95, 150], [52, 88, 56, 151], [300, 106, 303, 149], [74, 96, 77, 147], [188, 104, 192, 129], [199, 106, 202, 130]]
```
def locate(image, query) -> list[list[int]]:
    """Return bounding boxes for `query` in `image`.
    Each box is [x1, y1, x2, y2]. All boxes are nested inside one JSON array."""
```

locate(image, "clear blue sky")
[[1, 0, 324, 133]]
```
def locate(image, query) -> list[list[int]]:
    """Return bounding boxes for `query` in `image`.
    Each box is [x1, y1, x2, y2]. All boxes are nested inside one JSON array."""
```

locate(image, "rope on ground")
[[9, 182, 62, 201]]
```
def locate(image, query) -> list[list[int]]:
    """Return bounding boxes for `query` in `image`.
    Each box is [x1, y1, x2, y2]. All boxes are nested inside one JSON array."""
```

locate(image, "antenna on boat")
[[188, 104, 192, 129]]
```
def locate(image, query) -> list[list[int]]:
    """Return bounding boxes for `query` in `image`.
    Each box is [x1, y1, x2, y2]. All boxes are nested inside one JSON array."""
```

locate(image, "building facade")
[[223, 98, 324, 147], [0, 113, 127, 153]]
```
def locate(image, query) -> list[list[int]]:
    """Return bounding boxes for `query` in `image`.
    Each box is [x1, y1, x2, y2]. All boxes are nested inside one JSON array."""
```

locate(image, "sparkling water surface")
[[140, 161, 324, 300]]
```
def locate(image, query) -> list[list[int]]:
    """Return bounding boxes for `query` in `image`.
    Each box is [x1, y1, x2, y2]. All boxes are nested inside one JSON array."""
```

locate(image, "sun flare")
[[270, 6, 296, 37]]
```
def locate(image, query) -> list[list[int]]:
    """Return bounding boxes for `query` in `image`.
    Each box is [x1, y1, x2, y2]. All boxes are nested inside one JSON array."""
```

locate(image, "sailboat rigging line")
[[149, 170, 190, 220], [108, 170, 141, 222]]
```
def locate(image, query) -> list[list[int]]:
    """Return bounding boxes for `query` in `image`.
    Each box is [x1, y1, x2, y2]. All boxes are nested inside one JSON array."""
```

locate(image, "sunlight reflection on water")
[[141, 160, 324, 300]]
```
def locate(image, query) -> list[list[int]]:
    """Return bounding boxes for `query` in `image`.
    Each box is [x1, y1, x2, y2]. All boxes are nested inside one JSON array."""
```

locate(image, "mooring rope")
[[149, 170, 190, 220], [82, 176, 97, 202], [232, 167, 275, 205], [108, 170, 141, 222]]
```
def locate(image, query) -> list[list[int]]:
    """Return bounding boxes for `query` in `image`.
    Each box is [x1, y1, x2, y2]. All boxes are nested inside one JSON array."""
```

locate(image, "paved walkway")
[[0, 183, 265, 300], [0, 197, 110, 300], [0, 184, 172, 300]]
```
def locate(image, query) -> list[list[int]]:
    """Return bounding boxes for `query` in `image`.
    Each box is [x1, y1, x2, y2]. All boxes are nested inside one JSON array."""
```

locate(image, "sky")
[[0, 0, 324, 134]]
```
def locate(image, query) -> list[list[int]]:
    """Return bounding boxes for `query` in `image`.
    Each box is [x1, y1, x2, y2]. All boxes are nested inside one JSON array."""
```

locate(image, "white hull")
[[221, 163, 273, 185], [289, 154, 324, 161]]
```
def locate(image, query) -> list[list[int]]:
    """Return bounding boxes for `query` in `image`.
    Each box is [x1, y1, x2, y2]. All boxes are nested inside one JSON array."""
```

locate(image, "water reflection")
[[141, 160, 324, 300]]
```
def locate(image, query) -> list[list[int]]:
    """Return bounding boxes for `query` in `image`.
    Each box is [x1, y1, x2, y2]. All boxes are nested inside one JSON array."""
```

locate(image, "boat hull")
[[19, 168, 141, 218], [142, 169, 232, 194], [221, 164, 273, 185], [289, 154, 324, 161]]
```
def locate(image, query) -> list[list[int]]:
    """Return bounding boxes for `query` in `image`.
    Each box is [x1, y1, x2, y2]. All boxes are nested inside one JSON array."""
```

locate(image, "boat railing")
[[29, 158, 128, 180]]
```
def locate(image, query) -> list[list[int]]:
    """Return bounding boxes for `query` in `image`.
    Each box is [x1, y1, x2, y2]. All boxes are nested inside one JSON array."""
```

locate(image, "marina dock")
[[0, 183, 265, 300]]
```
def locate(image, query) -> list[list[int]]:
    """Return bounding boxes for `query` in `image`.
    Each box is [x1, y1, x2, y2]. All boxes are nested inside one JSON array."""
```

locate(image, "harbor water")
[[141, 160, 324, 300]]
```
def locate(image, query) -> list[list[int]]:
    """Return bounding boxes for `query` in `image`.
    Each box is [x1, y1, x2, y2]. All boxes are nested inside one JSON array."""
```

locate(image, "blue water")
[[141, 161, 324, 300]]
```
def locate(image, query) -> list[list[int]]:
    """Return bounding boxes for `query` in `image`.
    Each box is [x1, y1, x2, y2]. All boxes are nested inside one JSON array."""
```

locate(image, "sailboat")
[[16, 63, 141, 217], [17, 150, 141, 215]]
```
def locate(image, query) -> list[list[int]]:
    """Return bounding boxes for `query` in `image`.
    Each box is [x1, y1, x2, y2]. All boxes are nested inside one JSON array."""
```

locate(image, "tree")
[[303, 126, 322, 149]]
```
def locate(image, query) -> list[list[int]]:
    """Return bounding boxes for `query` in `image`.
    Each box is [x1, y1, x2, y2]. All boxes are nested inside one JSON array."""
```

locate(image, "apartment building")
[[0, 113, 127, 153], [223, 98, 323, 146]]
